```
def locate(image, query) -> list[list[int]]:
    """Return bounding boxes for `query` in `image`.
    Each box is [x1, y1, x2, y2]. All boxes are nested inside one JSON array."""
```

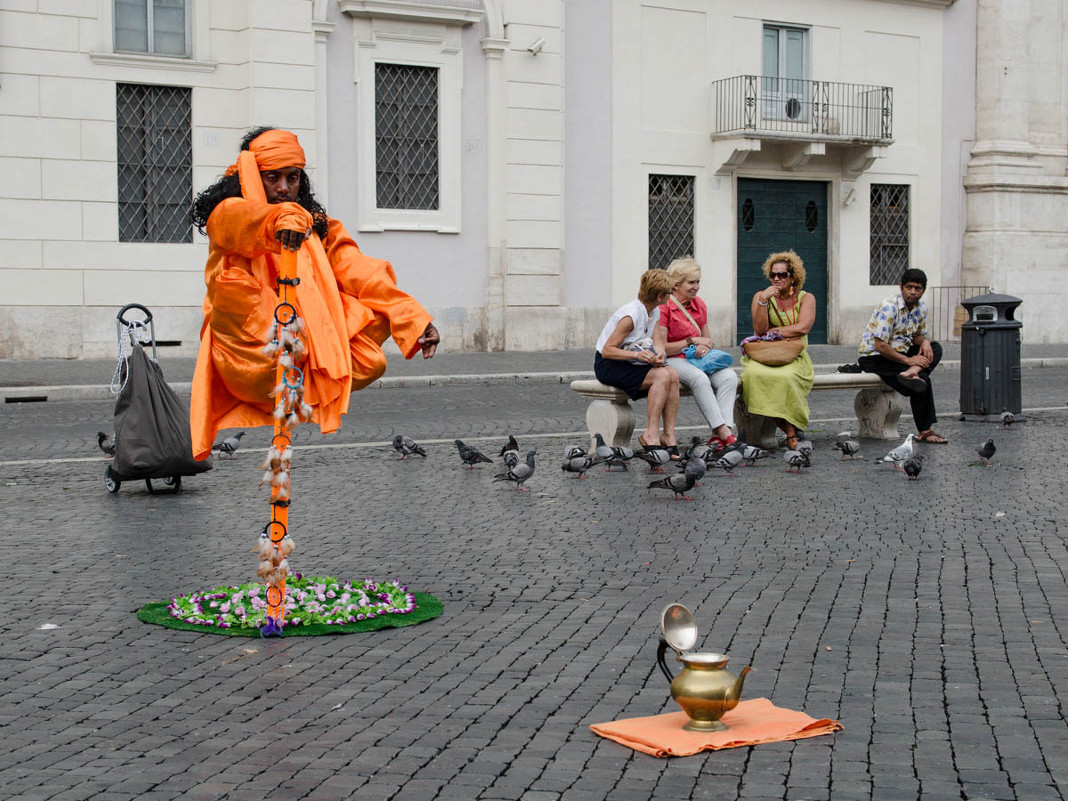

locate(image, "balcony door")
[[737, 178, 828, 344], [762, 25, 808, 123]]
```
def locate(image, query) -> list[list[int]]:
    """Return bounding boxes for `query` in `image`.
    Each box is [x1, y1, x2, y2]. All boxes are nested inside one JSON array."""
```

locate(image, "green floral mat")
[[138, 575, 442, 637]]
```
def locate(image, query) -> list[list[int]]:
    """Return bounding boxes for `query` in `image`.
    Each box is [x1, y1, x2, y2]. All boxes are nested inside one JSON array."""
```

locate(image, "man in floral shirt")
[[858, 268, 948, 443]]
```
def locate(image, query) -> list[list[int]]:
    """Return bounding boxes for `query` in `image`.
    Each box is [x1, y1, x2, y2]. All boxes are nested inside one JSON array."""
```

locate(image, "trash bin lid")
[[961, 293, 1021, 322], [961, 293, 1021, 309]]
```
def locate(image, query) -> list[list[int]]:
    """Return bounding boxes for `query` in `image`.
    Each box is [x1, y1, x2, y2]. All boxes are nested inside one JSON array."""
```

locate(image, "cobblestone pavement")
[[1, 367, 1067, 801]]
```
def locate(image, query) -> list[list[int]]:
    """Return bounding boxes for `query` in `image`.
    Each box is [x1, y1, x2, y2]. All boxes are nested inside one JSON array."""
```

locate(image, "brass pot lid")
[[660, 603, 697, 654]]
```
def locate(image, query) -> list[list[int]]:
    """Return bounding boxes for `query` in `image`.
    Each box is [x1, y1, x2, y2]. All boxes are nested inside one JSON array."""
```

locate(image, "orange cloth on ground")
[[589, 698, 843, 757], [190, 134, 432, 460]]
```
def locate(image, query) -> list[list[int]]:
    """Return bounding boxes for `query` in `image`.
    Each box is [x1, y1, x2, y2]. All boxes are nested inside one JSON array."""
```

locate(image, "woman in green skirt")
[[741, 251, 816, 451]]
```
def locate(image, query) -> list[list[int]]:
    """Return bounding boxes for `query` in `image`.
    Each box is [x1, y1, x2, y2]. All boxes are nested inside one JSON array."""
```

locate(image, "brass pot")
[[657, 604, 753, 732]]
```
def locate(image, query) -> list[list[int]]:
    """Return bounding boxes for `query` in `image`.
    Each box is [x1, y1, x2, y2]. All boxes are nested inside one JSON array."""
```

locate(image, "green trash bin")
[[959, 293, 1022, 419]]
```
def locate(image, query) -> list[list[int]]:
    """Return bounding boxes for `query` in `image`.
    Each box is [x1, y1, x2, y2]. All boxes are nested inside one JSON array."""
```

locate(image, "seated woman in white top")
[[593, 269, 680, 452]]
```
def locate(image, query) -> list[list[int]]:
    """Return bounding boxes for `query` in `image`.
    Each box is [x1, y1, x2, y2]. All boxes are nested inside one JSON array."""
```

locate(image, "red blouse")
[[657, 296, 707, 358]]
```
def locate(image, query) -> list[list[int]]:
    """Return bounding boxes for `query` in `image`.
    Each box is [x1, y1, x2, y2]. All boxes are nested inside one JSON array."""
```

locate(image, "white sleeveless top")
[[596, 299, 659, 353]]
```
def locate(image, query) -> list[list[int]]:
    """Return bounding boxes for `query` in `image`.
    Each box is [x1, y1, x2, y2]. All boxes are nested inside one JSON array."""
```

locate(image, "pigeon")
[[708, 448, 744, 477], [593, 433, 629, 470], [563, 444, 587, 460], [647, 470, 697, 500], [1000, 410, 1015, 428], [682, 456, 708, 484], [835, 430, 854, 445], [740, 443, 769, 466], [212, 430, 246, 459], [499, 435, 520, 465], [795, 439, 814, 463], [455, 439, 492, 468], [392, 435, 427, 459], [561, 454, 597, 479], [903, 453, 924, 480], [875, 433, 915, 472], [833, 440, 862, 460], [977, 438, 996, 467], [784, 449, 807, 473], [683, 436, 713, 462], [97, 431, 115, 457], [494, 449, 536, 490], [634, 448, 672, 471]]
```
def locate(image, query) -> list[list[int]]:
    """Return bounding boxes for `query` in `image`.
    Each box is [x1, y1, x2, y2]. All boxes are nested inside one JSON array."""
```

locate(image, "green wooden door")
[[736, 178, 828, 344]]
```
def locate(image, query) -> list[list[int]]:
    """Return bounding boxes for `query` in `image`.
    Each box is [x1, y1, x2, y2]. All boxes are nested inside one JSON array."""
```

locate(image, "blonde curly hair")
[[761, 250, 806, 289]]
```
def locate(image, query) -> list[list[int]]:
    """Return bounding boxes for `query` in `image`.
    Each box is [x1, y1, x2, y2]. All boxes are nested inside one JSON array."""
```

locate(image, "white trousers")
[[667, 358, 738, 431]]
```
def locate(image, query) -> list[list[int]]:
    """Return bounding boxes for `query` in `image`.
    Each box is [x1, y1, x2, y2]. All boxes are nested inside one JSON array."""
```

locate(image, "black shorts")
[[594, 352, 651, 400]]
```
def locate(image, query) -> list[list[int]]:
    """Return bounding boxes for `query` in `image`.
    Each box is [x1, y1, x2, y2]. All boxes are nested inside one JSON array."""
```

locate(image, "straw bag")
[[742, 338, 804, 366]]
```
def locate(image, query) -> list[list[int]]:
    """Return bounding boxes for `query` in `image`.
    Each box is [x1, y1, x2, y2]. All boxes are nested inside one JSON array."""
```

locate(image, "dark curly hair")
[[191, 126, 329, 239]]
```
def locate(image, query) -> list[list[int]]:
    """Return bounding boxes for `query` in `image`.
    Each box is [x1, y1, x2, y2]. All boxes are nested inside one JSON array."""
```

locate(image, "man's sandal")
[[898, 374, 927, 393], [917, 431, 948, 444]]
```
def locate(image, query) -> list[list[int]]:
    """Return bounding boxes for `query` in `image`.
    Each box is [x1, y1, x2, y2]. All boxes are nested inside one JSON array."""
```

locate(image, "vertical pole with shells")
[[257, 247, 312, 636]]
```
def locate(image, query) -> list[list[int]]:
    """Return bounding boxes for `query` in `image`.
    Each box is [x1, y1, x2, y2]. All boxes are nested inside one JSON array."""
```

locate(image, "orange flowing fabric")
[[589, 698, 843, 757], [190, 134, 433, 460]]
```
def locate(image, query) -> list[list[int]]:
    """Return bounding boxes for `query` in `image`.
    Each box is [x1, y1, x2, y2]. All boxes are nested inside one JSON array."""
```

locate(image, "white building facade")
[[1, 0, 1059, 359]]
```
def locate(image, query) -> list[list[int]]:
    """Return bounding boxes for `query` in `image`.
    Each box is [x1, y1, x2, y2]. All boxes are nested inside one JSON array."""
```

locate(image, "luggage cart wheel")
[[105, 465, 121, 493], [163, 476, 182, 492]]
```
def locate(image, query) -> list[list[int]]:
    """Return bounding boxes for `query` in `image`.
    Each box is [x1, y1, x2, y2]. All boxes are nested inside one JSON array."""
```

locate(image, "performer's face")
[[260, 167, 302, 203]]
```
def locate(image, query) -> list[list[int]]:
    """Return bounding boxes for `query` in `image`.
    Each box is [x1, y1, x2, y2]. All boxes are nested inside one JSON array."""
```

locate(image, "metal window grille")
[[869, 183, 909, 285], [648, 175, 695, 270], [375, 63, 439, 210], [114, 0, 189, 57], [116, 83, 192, 243]]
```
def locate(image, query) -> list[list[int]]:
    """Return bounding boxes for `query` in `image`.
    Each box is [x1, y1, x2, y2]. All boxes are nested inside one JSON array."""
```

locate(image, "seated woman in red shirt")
[[657, 257, 738, 449]]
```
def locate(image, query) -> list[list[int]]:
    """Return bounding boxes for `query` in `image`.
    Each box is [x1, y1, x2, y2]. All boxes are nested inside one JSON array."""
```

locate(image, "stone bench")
[[570, 369, 901, 448]]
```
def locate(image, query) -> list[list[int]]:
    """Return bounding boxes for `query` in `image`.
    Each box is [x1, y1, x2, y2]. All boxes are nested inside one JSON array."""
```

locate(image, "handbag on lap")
[[741, 338, 804, 366]]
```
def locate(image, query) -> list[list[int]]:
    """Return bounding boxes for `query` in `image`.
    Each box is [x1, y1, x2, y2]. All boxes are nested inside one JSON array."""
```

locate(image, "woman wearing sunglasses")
[[741, 251, 816, 451]]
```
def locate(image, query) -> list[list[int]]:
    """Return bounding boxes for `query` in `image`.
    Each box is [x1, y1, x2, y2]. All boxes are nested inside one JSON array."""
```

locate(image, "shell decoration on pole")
[[257, 247, 311, 637]]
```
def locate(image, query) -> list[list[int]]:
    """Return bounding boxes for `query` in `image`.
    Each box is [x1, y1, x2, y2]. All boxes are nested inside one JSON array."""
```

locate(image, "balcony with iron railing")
[[710, 76, 893, 143]]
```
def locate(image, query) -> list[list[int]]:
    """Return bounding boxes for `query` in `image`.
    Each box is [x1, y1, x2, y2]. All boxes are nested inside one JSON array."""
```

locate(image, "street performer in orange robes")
[[189, 127, 439, 460]]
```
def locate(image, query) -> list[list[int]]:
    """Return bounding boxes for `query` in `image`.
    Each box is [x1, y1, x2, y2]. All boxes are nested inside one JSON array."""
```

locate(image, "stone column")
[[966, 0, 1041, 174], [312, 1, 334, 206], [481, 34, 508, 351], [963, 0, 1068, 342]]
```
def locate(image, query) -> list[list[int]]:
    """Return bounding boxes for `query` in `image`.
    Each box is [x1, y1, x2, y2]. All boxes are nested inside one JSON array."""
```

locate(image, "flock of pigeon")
[[96, 408, 1012, 499], [385, 410, 1011, 501], [394, 431, 774, 500]]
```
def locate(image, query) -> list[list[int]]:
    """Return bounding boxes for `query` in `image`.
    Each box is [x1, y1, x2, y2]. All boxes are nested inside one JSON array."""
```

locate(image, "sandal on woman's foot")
[[785, 435, 800, 450], [638, 434, 659, 452], [916, 430, 948, 444]]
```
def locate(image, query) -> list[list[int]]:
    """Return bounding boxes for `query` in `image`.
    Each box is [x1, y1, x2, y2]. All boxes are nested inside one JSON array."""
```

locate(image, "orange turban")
[[224, 129, 306, 204]]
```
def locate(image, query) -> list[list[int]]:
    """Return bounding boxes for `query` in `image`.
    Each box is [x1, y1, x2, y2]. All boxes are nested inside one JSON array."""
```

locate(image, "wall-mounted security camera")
[[526, 36, 545, 55]]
